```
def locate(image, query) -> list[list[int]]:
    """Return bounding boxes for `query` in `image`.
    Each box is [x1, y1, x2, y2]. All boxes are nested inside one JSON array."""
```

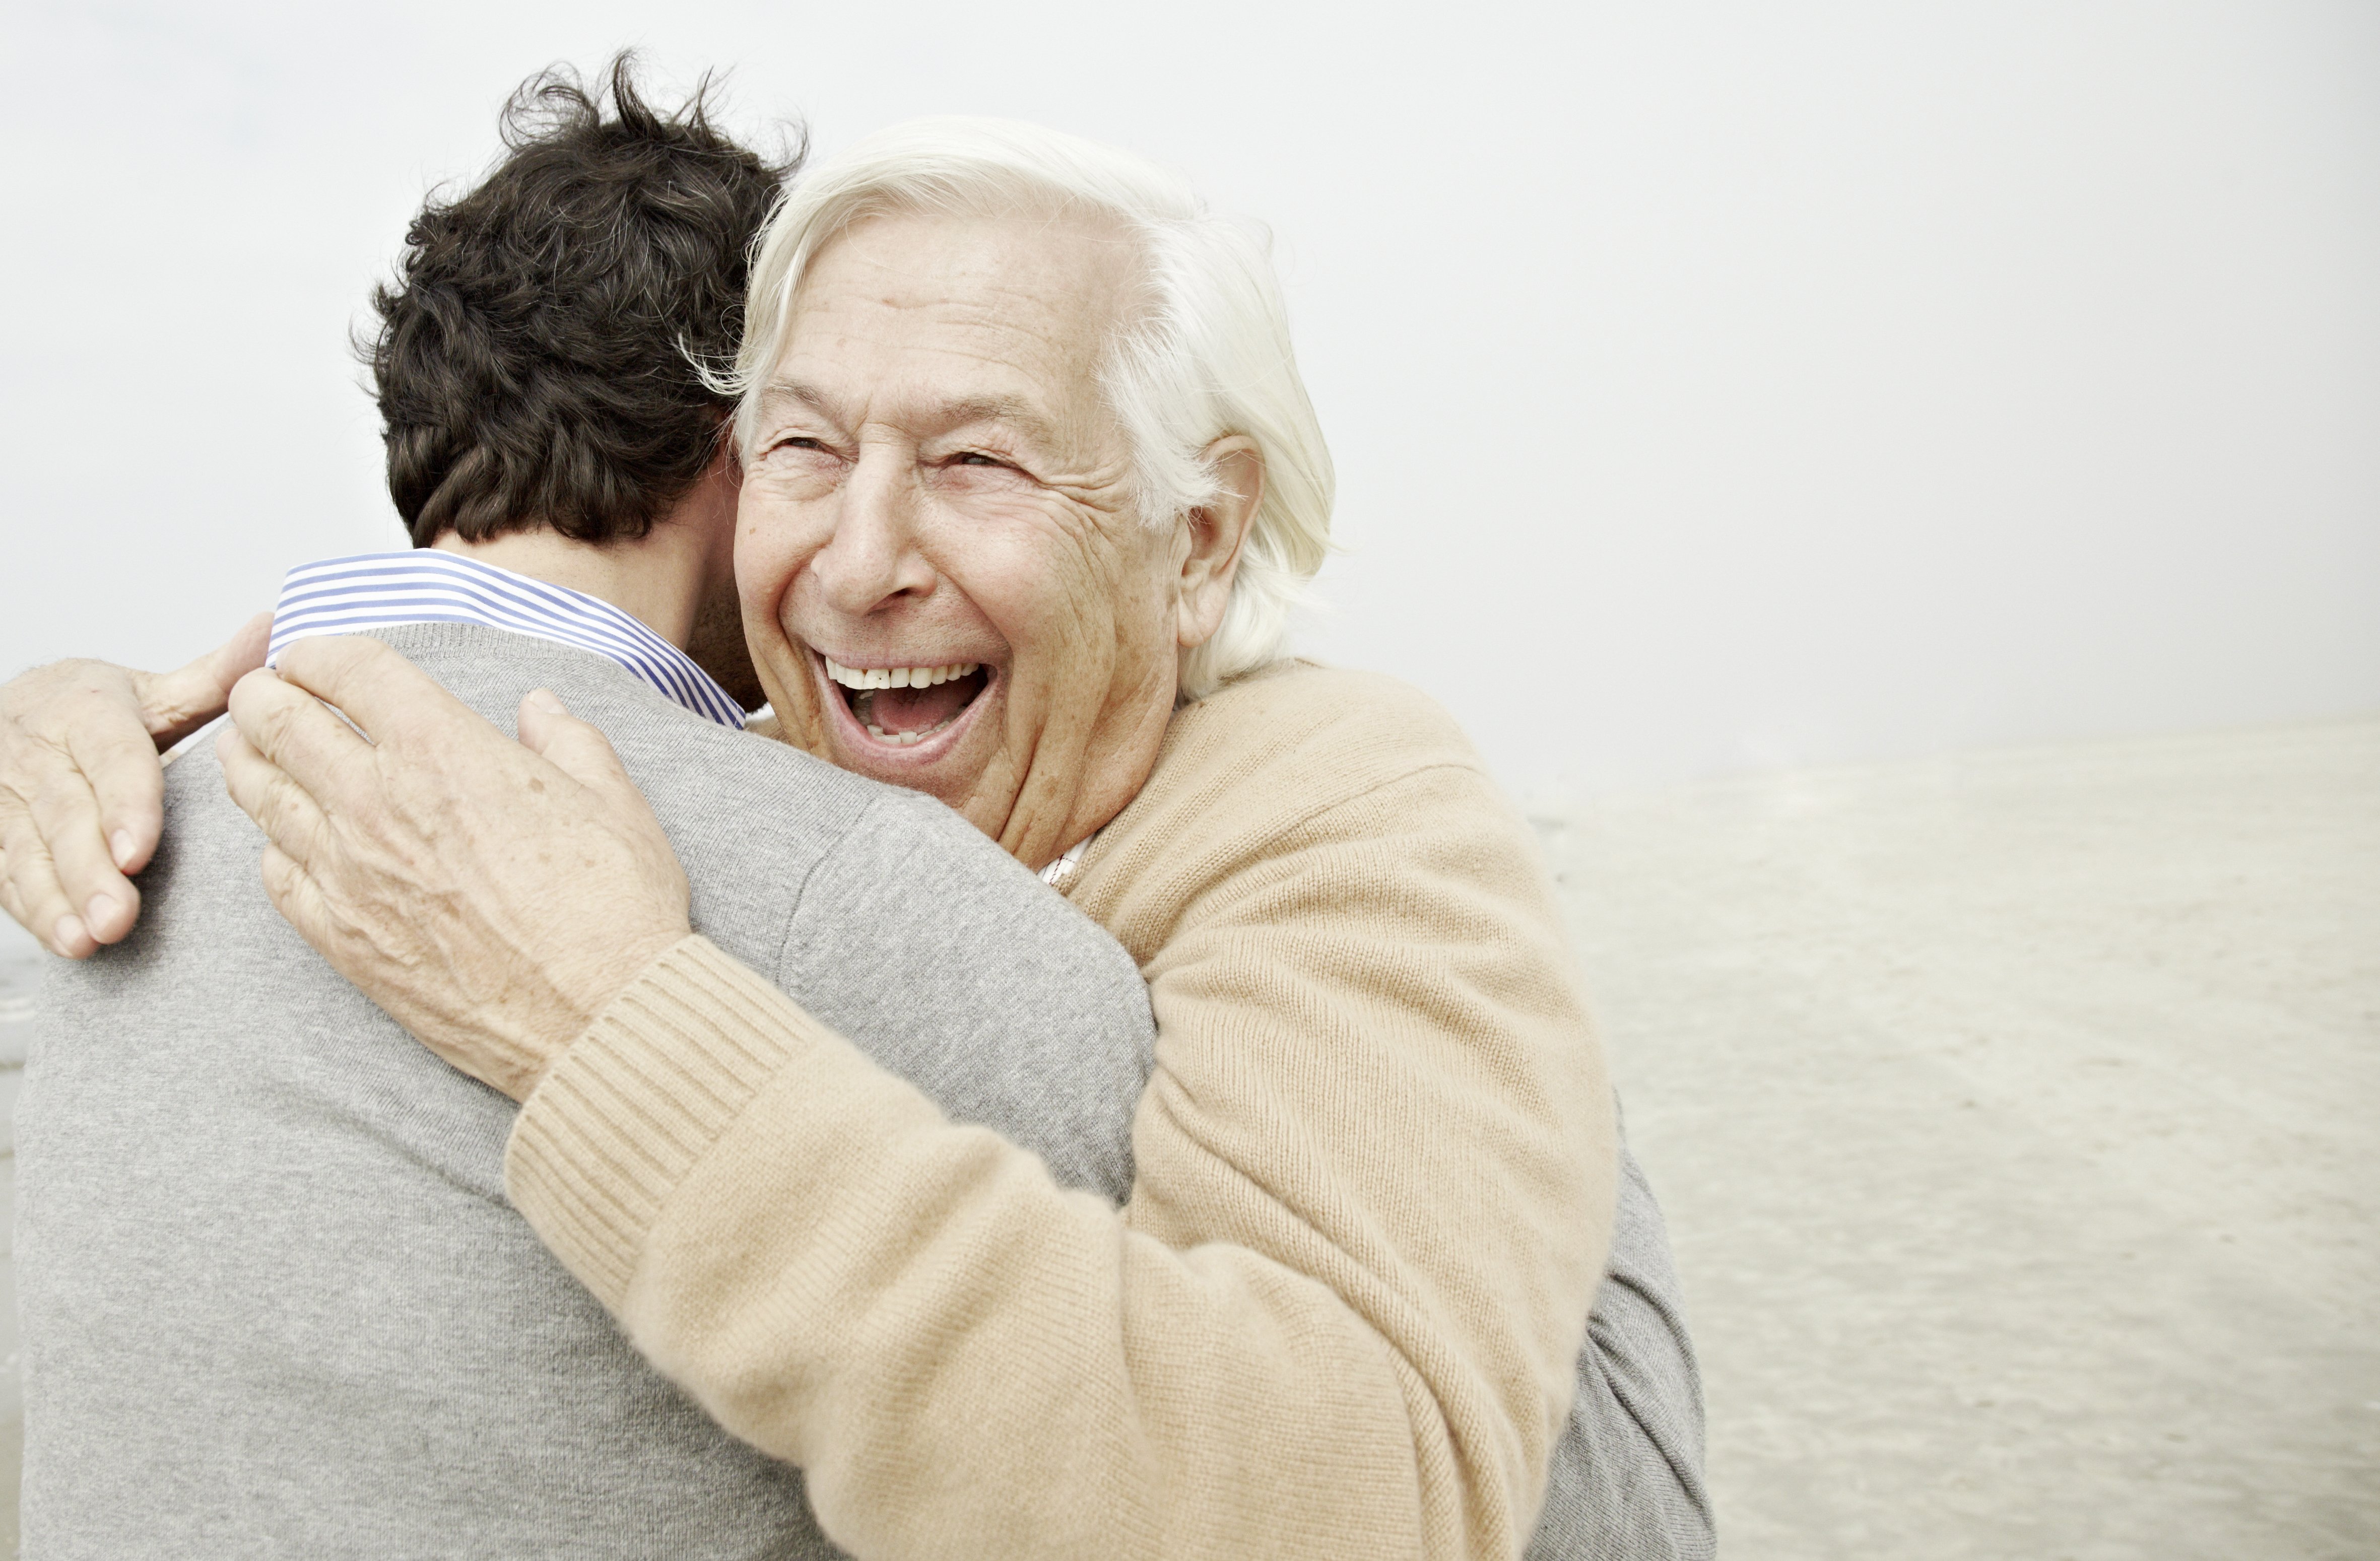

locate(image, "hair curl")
[[370, 55, 802, 547]]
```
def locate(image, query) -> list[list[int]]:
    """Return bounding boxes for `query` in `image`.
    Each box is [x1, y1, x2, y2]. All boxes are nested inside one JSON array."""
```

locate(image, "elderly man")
[[3, 115, 1710, 1560]]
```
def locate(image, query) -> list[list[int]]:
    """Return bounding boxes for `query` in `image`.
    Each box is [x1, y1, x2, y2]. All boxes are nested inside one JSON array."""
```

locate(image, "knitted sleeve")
[[506, 753, 1614, 1561]]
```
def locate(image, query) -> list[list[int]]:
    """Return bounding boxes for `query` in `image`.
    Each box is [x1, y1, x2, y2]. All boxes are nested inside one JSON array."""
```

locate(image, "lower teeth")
[[848, 683, 970, 748], [865, 717, 953, 748]]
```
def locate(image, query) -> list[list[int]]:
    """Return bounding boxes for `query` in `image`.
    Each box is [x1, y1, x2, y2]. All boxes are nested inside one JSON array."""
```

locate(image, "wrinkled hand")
[[0, 614, 271, 956], [217, 636, 693, 1101]]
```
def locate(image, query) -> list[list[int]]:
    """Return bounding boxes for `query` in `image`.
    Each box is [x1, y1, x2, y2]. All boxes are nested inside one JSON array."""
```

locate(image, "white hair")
[[723, 117, 1334, 698]]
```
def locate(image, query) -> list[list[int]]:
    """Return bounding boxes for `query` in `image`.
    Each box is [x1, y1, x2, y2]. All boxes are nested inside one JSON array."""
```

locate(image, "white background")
[[4, 0, 2373, 793]]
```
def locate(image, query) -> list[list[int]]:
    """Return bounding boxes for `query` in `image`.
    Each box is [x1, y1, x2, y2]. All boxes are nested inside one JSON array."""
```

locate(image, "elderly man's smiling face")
[[735, 208, 1254, 868]]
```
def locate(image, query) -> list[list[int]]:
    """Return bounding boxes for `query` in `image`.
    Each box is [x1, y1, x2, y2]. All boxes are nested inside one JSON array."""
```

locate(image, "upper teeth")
[[823, 657, 980, 690]]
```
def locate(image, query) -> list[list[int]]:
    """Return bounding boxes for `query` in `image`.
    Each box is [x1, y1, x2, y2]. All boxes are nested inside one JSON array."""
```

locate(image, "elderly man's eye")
[[954, 451, 1009, 467]]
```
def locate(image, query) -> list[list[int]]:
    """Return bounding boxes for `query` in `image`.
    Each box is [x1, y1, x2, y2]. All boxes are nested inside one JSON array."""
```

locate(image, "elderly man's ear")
[[1173, 437, 1265, 651]]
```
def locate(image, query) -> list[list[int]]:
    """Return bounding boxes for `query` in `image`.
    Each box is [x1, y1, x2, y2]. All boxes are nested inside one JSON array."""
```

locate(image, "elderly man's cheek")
[[1039, 506, 1150, 602], [1012, 543, 1132, 692], [724, 568, 828, 759], [768, 642, 835, 756]]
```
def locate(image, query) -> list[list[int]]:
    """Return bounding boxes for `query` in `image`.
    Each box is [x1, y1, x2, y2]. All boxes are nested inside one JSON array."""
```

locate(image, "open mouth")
[[821, 655, 992, 749]]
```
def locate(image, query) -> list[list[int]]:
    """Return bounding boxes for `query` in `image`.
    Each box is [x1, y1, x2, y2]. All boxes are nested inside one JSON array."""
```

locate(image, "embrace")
[[0, 63, 1710, 1561]]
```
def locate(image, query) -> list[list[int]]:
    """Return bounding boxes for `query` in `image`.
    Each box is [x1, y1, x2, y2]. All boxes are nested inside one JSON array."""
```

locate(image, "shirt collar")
[[1038, 835, 1095, 890], [268, 550, 746, 729]]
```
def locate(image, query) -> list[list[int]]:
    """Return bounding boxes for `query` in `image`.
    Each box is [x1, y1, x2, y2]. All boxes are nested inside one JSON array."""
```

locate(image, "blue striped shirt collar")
[[268, 550, 746, 729]]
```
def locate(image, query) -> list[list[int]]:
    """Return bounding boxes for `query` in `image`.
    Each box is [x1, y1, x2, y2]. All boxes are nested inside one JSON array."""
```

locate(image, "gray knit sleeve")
[[1527, 1135, 1715, 1560]]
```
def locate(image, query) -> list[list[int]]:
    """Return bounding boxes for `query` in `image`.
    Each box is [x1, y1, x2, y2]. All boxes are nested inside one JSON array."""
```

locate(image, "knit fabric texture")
[[508, 661, 1711, 1559], [16, 623, 1156, 1558]]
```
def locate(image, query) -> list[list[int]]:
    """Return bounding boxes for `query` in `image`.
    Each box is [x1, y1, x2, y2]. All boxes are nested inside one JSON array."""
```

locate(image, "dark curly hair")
[[369, 55, 803, 547]]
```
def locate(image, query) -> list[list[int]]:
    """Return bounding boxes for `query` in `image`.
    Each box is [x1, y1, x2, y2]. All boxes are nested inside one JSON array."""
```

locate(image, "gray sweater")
[[18, 622, 1709, 1558], [18, 625, 1157, 1558]]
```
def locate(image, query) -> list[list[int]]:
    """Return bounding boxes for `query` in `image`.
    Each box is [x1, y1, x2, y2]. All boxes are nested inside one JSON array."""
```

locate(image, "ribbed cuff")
[[503, 934, 831, 1310]]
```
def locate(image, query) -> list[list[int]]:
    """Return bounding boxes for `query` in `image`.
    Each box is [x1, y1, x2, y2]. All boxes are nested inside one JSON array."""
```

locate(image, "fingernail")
[[526, 689, 566, 715], [54, 915, 88, 956], [111, 830, 137, 870]]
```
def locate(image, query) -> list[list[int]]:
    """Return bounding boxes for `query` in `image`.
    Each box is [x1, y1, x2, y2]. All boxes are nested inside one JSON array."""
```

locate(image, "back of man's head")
[[371, 56, 800, 548]]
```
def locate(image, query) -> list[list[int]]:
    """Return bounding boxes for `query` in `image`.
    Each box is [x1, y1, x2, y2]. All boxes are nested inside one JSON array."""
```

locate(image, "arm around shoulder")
[[508, 933, 1446, 1559], [505, 707, 1617, 1560]]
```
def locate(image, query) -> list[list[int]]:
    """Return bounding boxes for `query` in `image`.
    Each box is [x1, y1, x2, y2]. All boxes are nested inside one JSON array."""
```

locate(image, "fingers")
[[516, 690, 646, 813], [516, 689, 688, 913], [216, 720, 334, 875], [256, 841, 335, 961], [50, 683, 174, 888], [0, 857, 35, 948], [273, 636, 458, 752], [29, 740, 142, 943], [135, 610, 272, 750], [0, 799, 97, 957], [0, 669, 162, 951], [226, 664, 373, 795]]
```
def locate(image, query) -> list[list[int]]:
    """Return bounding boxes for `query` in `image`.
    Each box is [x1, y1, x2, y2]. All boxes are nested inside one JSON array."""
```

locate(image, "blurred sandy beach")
[[1541, 718, 2379, 1558], [1, 718, 2373, 1556]]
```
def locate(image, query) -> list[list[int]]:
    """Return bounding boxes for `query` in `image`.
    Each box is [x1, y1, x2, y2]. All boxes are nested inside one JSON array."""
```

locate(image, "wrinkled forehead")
[[749, 208, 1146, 437]]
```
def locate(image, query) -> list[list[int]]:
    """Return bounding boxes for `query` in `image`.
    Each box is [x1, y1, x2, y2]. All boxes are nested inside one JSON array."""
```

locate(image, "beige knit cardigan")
[[504, 661, 1619, 1560]]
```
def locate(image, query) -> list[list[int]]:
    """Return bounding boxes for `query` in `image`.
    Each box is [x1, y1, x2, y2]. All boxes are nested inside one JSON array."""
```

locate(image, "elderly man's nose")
[[814, 461, 934, 612]]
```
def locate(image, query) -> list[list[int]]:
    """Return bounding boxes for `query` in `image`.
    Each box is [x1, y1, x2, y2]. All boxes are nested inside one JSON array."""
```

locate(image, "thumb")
[[517, 689, 643, 805], [137, 610, 274, 747], [516, 691, 683, 902]]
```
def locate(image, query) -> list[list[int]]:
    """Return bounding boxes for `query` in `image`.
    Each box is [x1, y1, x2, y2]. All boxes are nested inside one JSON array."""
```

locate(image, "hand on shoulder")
[[0, 613, 269, 956]]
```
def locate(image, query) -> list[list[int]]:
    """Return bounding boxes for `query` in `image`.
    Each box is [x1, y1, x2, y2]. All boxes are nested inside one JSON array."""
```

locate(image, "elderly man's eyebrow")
[[934, 395, 1057, 442], [755, 381, 1058, 446], [754, 381, 840, 422]]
